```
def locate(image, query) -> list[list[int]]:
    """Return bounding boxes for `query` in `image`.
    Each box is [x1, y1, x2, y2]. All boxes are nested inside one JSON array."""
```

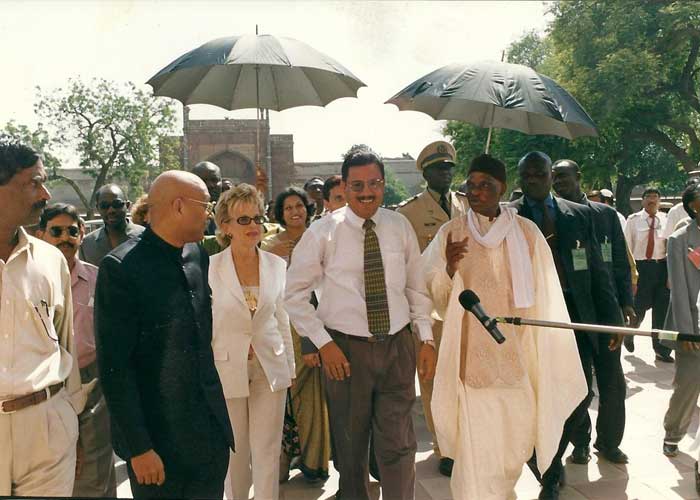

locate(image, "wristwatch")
[[422, 340, 436, 348]]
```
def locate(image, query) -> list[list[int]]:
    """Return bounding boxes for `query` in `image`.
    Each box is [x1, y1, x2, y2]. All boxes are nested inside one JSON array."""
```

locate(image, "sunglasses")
[[98, 199, 126, 211], [48, 225, 80, 238], [183, 198, 215, 215], [348, 179, 385, 192], [233, 215, 265, 226]]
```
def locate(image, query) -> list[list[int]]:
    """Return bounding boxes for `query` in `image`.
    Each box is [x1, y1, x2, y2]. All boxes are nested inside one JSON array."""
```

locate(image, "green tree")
[[445, 1, 697, 213], [33, 78, 178, 217], [383, 168, 409, 206], [1, 120, 93, 210]]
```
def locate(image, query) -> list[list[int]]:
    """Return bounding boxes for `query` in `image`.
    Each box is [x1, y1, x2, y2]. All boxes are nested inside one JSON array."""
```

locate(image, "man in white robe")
[[423, 154, 587, 500]]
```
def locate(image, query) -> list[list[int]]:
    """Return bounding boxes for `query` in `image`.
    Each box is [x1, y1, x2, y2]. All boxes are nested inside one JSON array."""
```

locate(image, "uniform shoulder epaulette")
[[397, 194, 420, 207]]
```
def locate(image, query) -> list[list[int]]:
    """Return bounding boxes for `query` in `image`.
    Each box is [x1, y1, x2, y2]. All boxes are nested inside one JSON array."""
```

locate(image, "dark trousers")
[[633, 260, 671, 356], [570, 333, 626, 450], [325, 327, 417, 500], [127, 437, 229, 499]]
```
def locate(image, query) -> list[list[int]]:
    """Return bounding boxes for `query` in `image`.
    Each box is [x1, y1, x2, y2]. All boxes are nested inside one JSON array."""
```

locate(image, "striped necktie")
[[363, 218, 390, 338]]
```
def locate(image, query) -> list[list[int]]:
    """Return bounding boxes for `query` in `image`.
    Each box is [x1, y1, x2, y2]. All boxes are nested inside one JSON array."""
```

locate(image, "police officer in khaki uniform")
[[397, 140, 468, 477]]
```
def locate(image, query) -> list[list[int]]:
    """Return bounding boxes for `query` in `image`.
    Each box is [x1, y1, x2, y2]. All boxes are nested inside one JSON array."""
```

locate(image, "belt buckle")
[[368, 334, 387, 343], [0, 399, 16, 414]]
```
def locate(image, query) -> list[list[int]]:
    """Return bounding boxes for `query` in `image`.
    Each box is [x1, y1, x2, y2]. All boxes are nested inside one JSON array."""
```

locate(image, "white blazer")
[[210, 248, 295, 398]]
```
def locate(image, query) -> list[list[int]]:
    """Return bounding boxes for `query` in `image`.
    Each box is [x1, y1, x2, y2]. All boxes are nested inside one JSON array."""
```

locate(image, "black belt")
[[636, 259, 666, 264], [328, 324, 410, 343]]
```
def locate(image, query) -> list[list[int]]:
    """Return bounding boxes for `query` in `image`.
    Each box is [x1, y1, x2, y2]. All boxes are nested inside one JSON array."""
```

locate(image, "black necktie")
[[538, 201, 567, 288], [439, 194, 451, 217]]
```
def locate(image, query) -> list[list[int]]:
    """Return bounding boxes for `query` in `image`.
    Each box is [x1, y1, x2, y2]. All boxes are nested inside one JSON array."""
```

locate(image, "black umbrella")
[[147, 30, 365, 197], [386, 60, 597, 152]]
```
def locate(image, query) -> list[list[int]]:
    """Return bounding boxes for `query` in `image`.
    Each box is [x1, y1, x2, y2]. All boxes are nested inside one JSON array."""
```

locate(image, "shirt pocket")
[[382, 250, 407, 292], [27, 299, 59, 342]]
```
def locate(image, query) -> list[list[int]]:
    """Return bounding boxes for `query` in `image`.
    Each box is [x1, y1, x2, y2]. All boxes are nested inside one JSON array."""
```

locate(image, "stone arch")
[[207, 150, 256, 185]]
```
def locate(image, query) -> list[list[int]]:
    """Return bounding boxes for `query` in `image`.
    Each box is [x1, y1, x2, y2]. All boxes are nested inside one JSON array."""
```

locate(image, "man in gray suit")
[[80, 184, 144, 266], [662, 182, 700, 479]]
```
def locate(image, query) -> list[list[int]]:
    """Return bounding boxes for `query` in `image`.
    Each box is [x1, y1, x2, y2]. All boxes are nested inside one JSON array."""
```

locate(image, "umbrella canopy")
[[147, 34, 366, 111], [386, 60, 597, 140]]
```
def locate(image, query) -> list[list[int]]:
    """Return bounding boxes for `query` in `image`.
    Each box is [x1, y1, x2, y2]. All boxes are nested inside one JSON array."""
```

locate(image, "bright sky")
[[2, 0, 550, 163]]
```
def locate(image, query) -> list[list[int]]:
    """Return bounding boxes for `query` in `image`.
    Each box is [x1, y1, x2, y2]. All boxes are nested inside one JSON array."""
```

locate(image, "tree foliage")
[[32, 78, 178, 216], [384, 168, 410, 206], [445, 0, 699, 214]]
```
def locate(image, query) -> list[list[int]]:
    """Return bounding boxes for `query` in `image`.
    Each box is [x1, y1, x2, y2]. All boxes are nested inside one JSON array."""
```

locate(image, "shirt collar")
[[70, 258, 91, 286], [344, 205, 381, 229], [143, 226, 183, 260], [524, 193, 555, 209], [427, 188, 449, 203]]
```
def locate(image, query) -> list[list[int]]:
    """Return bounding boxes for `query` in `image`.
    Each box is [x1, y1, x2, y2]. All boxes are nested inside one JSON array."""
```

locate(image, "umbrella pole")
[[484, 51, 505, 154], [484, 104, 496, 154]]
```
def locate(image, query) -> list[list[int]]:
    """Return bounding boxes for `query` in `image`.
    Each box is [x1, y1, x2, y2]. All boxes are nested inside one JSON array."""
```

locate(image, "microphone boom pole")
[[496, 316, 698, 343]]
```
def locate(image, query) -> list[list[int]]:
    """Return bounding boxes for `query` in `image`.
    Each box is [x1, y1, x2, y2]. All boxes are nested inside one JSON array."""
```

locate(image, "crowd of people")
[[2, 135, 700, 500]]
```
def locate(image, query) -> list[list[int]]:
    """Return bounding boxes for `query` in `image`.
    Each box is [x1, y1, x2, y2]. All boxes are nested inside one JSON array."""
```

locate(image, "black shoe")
[[656, 352, 675, 363], [624, 335, 635, 352], [538, 480, 560, 500], [663, 442, 679, 457], [595, 445, 629, 464], [695, 462, 700, 494], [438, 457, 454, 477], [570, 445, 591, 464]]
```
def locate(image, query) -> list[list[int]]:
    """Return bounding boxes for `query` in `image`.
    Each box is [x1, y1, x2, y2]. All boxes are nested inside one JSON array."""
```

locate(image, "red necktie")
[[645, 216, 655, 260]]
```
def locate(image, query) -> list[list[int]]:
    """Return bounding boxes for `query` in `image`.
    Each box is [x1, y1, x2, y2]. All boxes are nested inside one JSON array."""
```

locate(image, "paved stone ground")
[[116, 317, 700, 499]]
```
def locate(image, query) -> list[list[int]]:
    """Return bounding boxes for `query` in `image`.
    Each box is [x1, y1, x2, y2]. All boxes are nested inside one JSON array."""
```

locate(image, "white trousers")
[[224, 357, 286, 500], [0, 389, 78, 496]]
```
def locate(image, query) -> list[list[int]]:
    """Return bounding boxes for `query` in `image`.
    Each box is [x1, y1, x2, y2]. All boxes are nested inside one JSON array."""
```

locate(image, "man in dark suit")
[[511, 152, 624, 500], [552, 158, 633, 466], [80, 183, 144, 266], [95, 170, 234, 499]]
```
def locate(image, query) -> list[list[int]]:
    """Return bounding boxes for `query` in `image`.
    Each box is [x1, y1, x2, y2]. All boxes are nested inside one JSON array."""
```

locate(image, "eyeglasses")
[[233, 215, 265, 226], [183, 198, 215, 215], [48, 225, 80, 238], [348, 179, 385, 192], [98, 199, 126, 211]]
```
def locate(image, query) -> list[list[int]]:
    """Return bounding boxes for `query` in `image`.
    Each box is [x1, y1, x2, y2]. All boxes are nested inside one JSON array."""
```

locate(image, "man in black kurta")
[[95, 171, 234, 499]]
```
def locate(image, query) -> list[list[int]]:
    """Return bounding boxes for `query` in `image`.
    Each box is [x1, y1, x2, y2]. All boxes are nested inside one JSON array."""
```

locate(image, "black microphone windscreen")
[[459, 289, 480, 310]]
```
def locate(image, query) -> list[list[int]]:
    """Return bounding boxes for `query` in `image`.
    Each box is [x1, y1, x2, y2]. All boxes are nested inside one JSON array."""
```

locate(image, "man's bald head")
[[552, 159, 583, 202], [95, 183, 129, 230], [149, 170, 207, 207], [552, 159, 580, 174], [517, 151, 553, 202], [191, 161, 222, 202], [517, 151, 552, 172], [96, 183, 125, 203], [148, 170, 211, 246]]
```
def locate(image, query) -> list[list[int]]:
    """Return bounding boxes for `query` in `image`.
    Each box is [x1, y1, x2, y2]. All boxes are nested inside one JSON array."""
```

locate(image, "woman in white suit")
[[210, 183, 295, 500]]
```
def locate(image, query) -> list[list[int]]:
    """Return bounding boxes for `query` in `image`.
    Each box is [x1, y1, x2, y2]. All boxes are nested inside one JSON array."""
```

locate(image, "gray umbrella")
[[147, 32, 365, 196], [147, 34, 365, 111], [386, 60, 597, 152]]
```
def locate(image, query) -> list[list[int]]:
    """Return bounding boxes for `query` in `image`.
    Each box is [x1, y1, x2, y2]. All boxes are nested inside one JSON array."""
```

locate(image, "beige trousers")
[[0, 388, 78, 496], [224, 356, 286, 500], [415, 320, 444, 456]]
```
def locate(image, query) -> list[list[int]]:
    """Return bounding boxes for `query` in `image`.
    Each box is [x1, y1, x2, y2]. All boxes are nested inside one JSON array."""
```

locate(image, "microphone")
[[458, 290, 506, 344]]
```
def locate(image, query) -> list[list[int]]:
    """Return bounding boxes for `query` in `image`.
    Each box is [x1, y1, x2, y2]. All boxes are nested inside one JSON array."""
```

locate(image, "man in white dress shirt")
[[624, 187, 674, 361], [0, 139, 86, 496], [286, 145, 436, 500]]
